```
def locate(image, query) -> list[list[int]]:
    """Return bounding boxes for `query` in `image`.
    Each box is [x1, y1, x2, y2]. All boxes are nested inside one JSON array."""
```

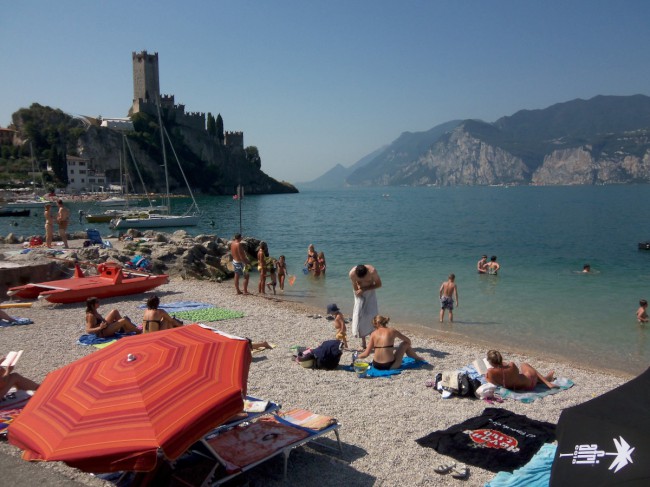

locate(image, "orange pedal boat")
[[7, 263, 169, 304]]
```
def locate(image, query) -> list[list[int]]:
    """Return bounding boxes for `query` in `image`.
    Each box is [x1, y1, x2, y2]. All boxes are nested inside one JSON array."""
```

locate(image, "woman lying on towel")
[[85, 296, 140, 338], [1, 355, 39, 398], [485, 350, 557, 391], [357, 315, 425, 370], [141, 295, 184, 333]]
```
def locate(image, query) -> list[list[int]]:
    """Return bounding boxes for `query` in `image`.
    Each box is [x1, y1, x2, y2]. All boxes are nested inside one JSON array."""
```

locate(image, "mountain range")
[[300, 94, 650, 187]]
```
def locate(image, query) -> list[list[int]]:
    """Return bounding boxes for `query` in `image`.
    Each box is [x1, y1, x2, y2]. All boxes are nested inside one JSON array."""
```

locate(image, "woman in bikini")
[[485, 350, 557, 391], [317, 251, 326, 275], [357, 315, 424, 370], [85, 297, 140, 338], [141, 295, 183, 333], [304, 244, 317, 273]]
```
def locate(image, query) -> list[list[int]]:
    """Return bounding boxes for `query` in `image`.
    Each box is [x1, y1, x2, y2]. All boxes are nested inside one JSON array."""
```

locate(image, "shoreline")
[[0, 271, 631, 486]]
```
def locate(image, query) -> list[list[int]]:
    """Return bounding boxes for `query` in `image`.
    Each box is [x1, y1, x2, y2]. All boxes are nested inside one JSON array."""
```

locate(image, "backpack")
[[312, 340, 343, 370], [436, 370, 481, 397]]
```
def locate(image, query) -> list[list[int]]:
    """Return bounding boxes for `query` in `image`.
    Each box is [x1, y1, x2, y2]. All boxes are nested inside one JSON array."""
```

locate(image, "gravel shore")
[[0, 258, 631, 486]]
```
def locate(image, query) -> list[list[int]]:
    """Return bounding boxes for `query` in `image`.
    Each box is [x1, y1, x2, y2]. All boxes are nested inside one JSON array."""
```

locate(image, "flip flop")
[[434, 462, 455, 474], [451, 464, 469, 480]]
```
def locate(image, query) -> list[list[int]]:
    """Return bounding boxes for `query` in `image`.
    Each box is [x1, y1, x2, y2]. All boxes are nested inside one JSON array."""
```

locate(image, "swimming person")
[[637, 299, 648, 323], [357, 315, 424, 370], [477, 255, 488, 274], [349, 264, 382, 350], [485, 350, 557, 390], [486, 255, 500, 275]]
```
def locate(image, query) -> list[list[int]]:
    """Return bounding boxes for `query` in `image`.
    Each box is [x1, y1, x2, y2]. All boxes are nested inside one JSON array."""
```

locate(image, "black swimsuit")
[[372, 343, 395, 369], [143, 319, 163, 333]]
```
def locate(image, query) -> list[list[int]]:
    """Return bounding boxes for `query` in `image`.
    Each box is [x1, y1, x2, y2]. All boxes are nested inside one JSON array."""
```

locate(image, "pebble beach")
[[0, 241, 632, 486]]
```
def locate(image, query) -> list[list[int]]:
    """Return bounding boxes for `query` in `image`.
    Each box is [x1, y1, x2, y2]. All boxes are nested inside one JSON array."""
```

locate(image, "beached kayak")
[[7, 263, 169, 304]]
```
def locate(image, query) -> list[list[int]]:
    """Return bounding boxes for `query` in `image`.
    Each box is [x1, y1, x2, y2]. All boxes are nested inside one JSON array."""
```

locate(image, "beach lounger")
[[191, 405, 342, 486]]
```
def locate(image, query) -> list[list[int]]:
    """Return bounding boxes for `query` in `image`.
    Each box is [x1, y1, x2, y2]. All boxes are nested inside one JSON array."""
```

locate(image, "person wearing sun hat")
[[327, 303, 348, 349]]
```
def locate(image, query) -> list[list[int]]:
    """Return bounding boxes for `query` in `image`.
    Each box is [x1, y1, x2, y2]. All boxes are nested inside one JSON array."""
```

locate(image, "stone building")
[[66, 155, 106, 193]]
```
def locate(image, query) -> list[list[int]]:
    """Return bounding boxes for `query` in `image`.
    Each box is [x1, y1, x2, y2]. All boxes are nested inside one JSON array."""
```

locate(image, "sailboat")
[[110, 101, 199, 230]]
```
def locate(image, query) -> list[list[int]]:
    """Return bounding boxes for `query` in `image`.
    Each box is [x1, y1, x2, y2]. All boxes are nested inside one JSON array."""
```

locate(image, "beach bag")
[[312, 339, 343, 370], [438, 370, 478, 397], [29, 236, 43, 247], [475, 383, 496, 400]]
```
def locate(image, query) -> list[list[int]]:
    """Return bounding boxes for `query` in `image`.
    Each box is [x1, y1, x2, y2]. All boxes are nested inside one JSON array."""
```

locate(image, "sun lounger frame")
[[190, 399, 342, 486]]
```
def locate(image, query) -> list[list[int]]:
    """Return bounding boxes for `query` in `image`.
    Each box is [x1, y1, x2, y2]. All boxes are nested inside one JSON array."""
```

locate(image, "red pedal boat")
[[7, 263, 169, 304]]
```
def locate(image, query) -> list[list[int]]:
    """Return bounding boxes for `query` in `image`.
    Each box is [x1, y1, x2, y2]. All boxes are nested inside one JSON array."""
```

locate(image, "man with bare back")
[[439, 273, 458, 323], [349, 264, 382, 349], [231, 234, 250, 295]]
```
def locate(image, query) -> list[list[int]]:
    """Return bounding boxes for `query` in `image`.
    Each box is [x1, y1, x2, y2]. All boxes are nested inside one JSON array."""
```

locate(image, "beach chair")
[[86, 228, 111, 248], [187, 402, 342, 486]]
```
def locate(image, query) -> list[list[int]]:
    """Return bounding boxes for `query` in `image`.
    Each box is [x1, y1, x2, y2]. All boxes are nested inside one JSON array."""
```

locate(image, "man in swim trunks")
[[439, 273, 458, 323], [477, 255, 488, 274], [231, 233, 250, 295], [56, 199, 70, 249]]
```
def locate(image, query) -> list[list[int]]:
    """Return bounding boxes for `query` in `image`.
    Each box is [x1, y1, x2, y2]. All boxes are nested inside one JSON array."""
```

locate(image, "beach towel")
[[205, 417, 309, 473], [278, 409, 337, 431], [486, 443, 556, 487], [0, 389, 34, 435], [345, 357, 428, 377], [0, 317, 33, 327], [137, 301, 214, 313], [416, 408, 556, 473], [496, 377, 573, 404], [77, 332, 136, 347], [351, 289, 378, 339], [173, 307, 244, 322]]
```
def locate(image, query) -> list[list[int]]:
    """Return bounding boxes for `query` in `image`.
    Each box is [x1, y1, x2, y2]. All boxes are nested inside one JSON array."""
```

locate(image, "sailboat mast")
[[156, 99, 171, 214]]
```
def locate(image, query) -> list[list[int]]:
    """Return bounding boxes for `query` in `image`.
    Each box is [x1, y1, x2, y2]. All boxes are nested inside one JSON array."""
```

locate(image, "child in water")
[[637, 299, 648, 323], [327, 303, 348, 349]]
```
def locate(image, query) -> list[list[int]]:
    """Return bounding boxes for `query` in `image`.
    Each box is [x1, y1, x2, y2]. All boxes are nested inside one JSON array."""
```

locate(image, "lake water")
[[3, 185, 650, 375]]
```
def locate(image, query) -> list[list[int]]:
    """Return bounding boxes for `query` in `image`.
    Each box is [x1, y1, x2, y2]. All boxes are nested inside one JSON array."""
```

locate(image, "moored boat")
[[7, 262, 169, 304], [0, 208, 31, 217]]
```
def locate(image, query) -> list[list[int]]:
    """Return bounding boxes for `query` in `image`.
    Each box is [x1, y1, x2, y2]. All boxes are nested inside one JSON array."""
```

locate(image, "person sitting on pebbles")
[[357, 315, 425, 370], [85, 296, 140, 338], [1, 353, 40, 399], [141, 295, 184, 333]]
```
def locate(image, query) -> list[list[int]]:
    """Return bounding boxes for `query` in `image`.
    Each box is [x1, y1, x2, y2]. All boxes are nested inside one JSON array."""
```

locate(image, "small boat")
[[98, 196, 128, 207], [0, 208, 31, 217], [7, 262, 169, 304], [5, 199, 47, 208], [639, 242, 650, 250]]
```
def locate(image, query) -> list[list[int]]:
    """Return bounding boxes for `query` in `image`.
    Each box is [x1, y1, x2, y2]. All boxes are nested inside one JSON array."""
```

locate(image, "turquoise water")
[[3, 186, 650, 374]]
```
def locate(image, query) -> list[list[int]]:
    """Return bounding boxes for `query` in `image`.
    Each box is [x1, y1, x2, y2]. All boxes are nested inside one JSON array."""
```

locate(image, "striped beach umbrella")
[[8, 324, 251, 473]]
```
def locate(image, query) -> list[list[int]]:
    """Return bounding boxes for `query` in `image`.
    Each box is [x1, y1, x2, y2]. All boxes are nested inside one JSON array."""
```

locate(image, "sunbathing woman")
[[85, 297, 140, 338], [141, 295, 183, 333], [1, 354, 39, 398], [485, 350, 557, 390], [357, 315, 424, 370]]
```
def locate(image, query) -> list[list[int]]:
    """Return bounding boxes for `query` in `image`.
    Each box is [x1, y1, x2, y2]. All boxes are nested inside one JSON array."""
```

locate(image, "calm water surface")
[[3, 186, 650, 374]]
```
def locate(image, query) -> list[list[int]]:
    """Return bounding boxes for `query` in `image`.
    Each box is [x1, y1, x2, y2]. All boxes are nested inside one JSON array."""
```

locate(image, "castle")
[[130, 51, 243, 148]]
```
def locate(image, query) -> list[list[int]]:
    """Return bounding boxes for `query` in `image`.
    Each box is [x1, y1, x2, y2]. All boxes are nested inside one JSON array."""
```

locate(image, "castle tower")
[[131, 51, 160, 115]]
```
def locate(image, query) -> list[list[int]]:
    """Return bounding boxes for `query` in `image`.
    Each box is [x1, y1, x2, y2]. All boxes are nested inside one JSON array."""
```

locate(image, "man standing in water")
[[349, 264, 382, 349], [56, 199, 70, 249], [439, 273, 459, 323], [231, 234, 250, 295], [477, 255, 488, 274]]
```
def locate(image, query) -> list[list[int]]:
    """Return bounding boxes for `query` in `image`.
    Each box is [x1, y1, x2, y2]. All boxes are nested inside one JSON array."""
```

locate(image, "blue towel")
[[485, 443, 556, 487], [0, 317, 33, 327], [77, 332, 136, 346], [346, 357, 428, 377], [137, 301, 214, 312]]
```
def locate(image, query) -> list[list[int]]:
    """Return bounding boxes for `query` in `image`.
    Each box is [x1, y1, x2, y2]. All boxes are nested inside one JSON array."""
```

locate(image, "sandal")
[[451, 464, 469, 480], [434, 462, 456, 474]]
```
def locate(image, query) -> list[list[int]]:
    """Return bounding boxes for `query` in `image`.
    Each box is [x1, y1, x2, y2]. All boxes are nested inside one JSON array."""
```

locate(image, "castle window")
[[70, 170, 74, 174]]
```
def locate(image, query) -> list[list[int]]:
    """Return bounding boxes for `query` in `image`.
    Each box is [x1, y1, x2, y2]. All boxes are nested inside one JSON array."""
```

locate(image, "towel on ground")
[[416, 408, 556, 473], [0, 317, 33, 327], [137, 301, 214, 312], [486, 443, 556, 487], [77, 332, 136, 347], [351, 289, 377, 339], [173, 307, 244, 322], [345, 357, 428, 377], [0, 389, 34, 434], [496, 377, 573, 403]]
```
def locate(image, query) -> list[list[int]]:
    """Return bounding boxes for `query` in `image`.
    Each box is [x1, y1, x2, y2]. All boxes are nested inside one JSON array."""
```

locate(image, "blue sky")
[[2, 1, 649, 182]]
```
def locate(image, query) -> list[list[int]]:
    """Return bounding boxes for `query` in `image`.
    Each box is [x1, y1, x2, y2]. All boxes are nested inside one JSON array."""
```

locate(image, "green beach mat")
[[173, 307, 244, 322]]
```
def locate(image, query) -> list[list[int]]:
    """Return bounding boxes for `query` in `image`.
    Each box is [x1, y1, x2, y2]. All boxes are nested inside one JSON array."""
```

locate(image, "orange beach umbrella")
[[9, 324, 251, 473]]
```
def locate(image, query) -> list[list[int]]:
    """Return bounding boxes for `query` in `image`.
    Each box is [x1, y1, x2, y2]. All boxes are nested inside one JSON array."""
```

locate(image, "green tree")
[[245, 146, 261, 169], [207, 112, 216, 136], [216, 113, 224, 144]]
